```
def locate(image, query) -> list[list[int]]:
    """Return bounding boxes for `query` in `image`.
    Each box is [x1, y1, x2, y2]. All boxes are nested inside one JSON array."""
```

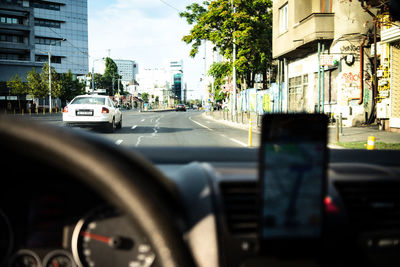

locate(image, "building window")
[[35, 37, 62, 46], [279, 3, 288, 34], [35, 55, 62, 64], [34, 18, 61, 28], [0, 16, 22, 24], [0, 34, 23, 43], [0, 53, 28, 61], [31, 1, 61, 11], [1, 0, 23, 6]]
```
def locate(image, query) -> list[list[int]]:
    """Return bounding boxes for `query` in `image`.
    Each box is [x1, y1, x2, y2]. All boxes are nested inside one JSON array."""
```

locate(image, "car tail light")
[[101, 107, 109, 113], [63, 106, 68, 113], [324, 196, 340, 214]]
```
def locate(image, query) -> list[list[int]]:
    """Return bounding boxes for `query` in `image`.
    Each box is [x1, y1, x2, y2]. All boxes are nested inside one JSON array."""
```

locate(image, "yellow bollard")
[[43, 108, 45, 115], [367, 136, 375, 150], [29, 109, 31, 116], [22, 109, 24, 116], [248, 119, 253, 147]]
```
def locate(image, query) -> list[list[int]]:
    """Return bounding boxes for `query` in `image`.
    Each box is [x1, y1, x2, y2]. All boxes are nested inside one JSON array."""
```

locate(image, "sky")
[[88, 0, 205, 100]]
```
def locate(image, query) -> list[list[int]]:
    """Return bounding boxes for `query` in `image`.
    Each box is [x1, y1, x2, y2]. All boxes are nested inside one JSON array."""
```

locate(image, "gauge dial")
[[8, 249, 41, 267], [0, 210, 13, 265], [72, 207, 156, 267], [43, 250, 75, 267]]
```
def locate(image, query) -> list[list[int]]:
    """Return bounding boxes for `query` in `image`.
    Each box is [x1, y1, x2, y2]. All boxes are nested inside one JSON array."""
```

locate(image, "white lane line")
[[229, 138, 247, 147], [131, 125, 137, 130], [115, 139, 124, 145], [141, 119, 145, 122], [189, 116, 214, 131]]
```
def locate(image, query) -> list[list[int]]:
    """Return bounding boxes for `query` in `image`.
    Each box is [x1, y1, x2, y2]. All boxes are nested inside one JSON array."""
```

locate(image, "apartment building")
[[114, 59, 138, 82], [0, 0, 88, 83], [273, 0, 375, 126]]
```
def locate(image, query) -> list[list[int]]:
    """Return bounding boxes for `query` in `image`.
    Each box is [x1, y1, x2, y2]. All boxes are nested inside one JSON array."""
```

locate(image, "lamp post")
[[92, 58, 105, 93], [231, 0, 237, 116], [48, 38, 65, 114]]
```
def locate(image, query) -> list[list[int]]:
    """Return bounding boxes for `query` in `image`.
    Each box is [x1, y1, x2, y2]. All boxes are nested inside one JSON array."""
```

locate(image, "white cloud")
[[89, 0, 206, 99]]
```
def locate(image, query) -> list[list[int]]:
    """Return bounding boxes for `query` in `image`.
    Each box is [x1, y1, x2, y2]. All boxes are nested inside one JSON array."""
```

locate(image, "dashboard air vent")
[[220, 181, 259, 235], [335, 181, 400, 232]]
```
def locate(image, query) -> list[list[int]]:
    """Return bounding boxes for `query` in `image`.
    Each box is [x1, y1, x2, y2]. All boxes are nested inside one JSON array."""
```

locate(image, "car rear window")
[[71, 97, 105, 105]]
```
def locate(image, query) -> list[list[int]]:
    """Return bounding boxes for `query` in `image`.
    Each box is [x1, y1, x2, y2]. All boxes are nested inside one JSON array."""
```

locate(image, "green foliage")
[[141, 92, 149, 103], [180, 0, 273, 89], [59, 70, 85, 102], [7, 74, 27, 96], [103, 57, 121, 95], [41, 62, 61, 98], [208, 62, 231, 101], [27, 68, 47, 98]]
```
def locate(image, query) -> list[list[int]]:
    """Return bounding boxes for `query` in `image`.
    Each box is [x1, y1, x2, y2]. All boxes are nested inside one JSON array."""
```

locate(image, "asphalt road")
[[29, 110, 260, 148]]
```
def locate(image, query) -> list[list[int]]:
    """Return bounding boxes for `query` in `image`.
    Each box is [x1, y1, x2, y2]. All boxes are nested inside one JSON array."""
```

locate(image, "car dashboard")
[[2, 142, 400, 267]]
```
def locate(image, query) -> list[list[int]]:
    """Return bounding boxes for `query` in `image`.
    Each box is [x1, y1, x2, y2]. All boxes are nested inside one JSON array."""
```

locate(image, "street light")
[[92, 57, 105, 93], [48, 38, 66, 114]]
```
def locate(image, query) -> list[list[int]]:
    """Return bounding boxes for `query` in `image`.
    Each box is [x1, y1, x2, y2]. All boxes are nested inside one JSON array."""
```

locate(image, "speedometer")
[[71, 207, 156, 267]]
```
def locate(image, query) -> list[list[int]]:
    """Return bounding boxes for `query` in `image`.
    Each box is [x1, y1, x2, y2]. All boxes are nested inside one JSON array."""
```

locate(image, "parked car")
[[63, 94, 122, 132], [176, 104, 186, 111]]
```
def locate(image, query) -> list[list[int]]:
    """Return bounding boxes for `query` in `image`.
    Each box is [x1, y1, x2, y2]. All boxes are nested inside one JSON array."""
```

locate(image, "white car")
[[63, 94, 122, 132]]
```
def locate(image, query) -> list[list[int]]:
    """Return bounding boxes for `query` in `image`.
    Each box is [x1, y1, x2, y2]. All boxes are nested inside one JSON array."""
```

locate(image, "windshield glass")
[[1, 0, 400, 150], [71, 97, 105, 105]]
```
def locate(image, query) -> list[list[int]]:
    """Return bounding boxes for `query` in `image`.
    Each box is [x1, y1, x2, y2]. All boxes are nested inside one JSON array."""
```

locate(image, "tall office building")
[[114, 59, 138, 82], [166, 59, 183, 101], [0, 0, 88, 83]]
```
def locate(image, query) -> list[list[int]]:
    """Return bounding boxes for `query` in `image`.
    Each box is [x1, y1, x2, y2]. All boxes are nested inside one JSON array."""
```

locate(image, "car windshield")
[[71, 97, 105, 105], [1, 0, 400, 150]]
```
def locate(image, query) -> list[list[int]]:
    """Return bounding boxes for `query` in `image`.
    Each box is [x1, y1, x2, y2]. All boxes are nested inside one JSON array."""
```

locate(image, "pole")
[[48, 50, 52, 114], [321, 44, 325, 113], [317, 42, 321, 113], [231, 0, 237, 116], [92, 61, 95, 93]]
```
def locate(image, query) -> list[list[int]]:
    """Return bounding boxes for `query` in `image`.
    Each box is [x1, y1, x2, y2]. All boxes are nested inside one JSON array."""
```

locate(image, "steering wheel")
[[0, 116, 195, 267]]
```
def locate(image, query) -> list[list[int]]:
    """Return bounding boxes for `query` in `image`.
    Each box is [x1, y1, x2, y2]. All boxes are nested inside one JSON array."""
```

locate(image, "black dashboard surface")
[[2, 141, 400, 267]]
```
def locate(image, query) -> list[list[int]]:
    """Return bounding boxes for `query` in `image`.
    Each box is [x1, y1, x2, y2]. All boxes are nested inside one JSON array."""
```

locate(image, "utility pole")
[[49, 49, 52, 114], [231, 0, 237, 116]]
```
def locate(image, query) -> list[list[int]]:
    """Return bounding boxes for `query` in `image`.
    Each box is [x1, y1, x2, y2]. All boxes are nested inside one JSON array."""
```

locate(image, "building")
[[0, 0, 88, 83], [272, 0, 376, 126], [166, 59, 184, 102], [114, 59, 138, 82]]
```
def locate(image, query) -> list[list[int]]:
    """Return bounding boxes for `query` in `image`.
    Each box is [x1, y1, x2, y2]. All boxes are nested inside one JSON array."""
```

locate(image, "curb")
[[203, 113, 261, 134]]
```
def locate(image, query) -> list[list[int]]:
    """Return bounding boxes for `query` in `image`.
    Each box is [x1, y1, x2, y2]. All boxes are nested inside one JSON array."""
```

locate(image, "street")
[[28, 110, 261, 148]]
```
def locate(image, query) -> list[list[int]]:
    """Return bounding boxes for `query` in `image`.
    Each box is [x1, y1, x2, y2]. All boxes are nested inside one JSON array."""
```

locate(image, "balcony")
[[273, 13, 334, 59]]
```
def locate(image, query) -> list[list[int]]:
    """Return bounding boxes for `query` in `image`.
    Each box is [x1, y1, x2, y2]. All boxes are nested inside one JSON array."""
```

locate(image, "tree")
[[103, 57, 121, 95], [180, 0, 273, 89], [7, 74, 28, 110], [59, 70, 85, 102], [208, 62, 231, 102], [27, 68, 46, 99], [40, 62, 61, 98], [141, 93, 149, 103]]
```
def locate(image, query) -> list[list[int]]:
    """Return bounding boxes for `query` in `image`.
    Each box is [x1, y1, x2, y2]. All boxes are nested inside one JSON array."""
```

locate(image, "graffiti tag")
[[340, 44, 360, 53], [342, 72, 360, 83]]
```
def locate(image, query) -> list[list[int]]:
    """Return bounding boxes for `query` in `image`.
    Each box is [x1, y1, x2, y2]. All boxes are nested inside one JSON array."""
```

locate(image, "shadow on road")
[[99, 126, 193, 134]]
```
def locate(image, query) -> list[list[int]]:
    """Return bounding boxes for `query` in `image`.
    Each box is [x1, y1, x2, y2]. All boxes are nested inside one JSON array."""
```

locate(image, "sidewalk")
[[204, 111, 400, 147], [329, 125, 400, 144]]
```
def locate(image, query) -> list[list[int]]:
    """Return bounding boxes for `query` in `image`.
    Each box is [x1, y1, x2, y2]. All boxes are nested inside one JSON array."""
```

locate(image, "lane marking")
[[131, 125, 137, 130], [115, 139, 123, 145], [189, 116, 214, 131], [141, 119, 145, 122], [135, 114, 163, 147], [229, 138, 247, 147]]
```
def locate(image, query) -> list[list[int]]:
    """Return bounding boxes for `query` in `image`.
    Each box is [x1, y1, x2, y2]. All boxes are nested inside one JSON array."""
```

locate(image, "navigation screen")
[[262, 142, 324, 239]]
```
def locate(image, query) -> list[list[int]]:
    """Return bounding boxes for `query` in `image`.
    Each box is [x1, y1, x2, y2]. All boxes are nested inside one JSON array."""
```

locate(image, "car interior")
[[1, 115, 400, 267]]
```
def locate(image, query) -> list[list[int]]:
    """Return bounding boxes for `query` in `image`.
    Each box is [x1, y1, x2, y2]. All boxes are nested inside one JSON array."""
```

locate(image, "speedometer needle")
[[80, 231, 111, 244]]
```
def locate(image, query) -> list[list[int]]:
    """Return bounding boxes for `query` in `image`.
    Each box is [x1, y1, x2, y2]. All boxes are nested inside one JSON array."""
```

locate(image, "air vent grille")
[[335, 181, 400, 231], [220, 181, 259, 235]]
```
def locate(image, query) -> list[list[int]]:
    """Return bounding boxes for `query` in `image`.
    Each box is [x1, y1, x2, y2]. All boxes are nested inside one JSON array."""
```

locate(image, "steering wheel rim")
[[0, 116, 195, 267]]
